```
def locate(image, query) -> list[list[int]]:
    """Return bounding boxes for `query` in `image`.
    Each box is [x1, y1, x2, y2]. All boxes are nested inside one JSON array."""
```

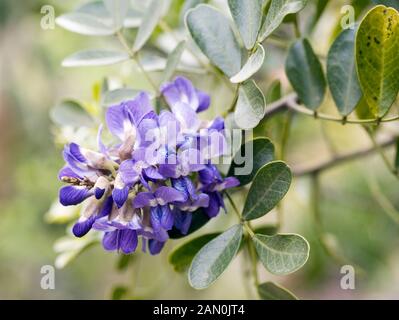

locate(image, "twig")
[[116, 31, 159, 94], [366, 174, 399, 225], [364, 127, 398, 176], [293, 135, 398, 176], [264, 93, 399, 124]]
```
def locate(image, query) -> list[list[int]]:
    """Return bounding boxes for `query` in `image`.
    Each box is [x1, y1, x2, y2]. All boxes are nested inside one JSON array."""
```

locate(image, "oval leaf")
[[258, 282, 298, 300], [253, 233, 309, 275], [230, 44, 265, 83], [161, 41, 186, 83], [103, 0, 129, 30], [188, 224, 243, 289], [186, 4, 242, 77], [132, 0, 165, 52], [77, 1, 142, 28], [56, 12, 115, 36], [285, 38, 326, 110], [356, 5, 399, 117], [234, 80, 266, 129], [50, 100, 93, 127], [242, 161, 291, 221], [259, 0, 308, 41], [102, 88, 140, 106], [327, 28, 362, 116], [169, 233, 220, 273], [228, 0, 263, 50], [228, 137, 275, 186], [62, 50, 130, 67]]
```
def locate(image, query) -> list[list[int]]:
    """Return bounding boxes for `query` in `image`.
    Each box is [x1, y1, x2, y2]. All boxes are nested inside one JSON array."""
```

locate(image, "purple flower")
[[161, 76, 210, 113], [134, 186, 186, 233], [199, 164, 240, 217], [72, 196, 113, 237], [57, 76, 240, 255]]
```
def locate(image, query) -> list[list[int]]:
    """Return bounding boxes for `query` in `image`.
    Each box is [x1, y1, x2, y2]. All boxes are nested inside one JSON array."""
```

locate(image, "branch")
[[265, 93, 399, 124], [293, 135, 398, 176]]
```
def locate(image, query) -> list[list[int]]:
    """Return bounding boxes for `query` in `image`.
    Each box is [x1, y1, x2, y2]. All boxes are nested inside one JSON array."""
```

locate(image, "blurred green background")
[[0, 0, 399, 299]]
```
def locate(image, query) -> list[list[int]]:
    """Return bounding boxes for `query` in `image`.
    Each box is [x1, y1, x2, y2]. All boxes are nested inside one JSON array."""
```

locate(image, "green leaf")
[[168, 209, 210, 239], [111, 286, 128, 300], [50, 100, 93, 127], [230, 44, 265, 83], [169, 233, 220, 273], [266, 79, 282, 104], [258, 282, 298, 300], [180, 0, 208, 24], [103, 0, 129, 30], [62, 49, 130, 67], [228, 137, 275, 186], [253, 233, 310, 275], [285, 38, 326, 110], [228, 0, 263, 50], [242, 161, 291, 221], [355, 5, 399, 117], [56, 12, 115, 36], [234, 80, 266, 129], [254, 224, 278, 235], [259, 0, 308, 41], [132, 0, 164, 52], [161, 41, 186, 83], [188, 224, 243, 289], [77, 1, 142, 28], [355, 96, 374, 119], [371, 0, 399, 11], [327, 28, 362, 116], [186, 4, 242, 77], [102, 88, 140, 106]]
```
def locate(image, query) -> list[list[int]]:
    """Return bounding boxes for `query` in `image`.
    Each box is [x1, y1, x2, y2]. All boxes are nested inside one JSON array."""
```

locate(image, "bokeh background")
[[1, 0, 399, 299]]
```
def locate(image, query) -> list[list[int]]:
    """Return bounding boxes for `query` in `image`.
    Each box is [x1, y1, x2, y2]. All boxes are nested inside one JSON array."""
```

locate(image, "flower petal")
[[72, 215, 96, 237], [112, 186, 129, 208], [150, 206, 162, 231], [162, 76, 198, 111], [59, 186, 92, 206], [208, 116, 224, 131], [102, 231, 119, 251], [154, 186, 186, 205], [119, 160, 140, 185], [58, 166, 81, 181], [204, 191, 223, 218], [125, 92, 155, 125], [172, 103, 201, 133], [143, 167, 164, 180], [148, 239, 165, 255], [173, 208, 192, 235], [196, 89, 210, 112], [158, 163, 179, 179], [219, 177, 240, 190], [171, 176, 196, 201], [106, 103, 134, 141], [160, 205, 174, 230], [119, 229, 138, 254], [134, 192, 155, 208]]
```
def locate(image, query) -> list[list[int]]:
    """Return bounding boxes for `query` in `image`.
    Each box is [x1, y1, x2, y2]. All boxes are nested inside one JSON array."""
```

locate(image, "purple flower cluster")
[[58, 77, 239, 255]]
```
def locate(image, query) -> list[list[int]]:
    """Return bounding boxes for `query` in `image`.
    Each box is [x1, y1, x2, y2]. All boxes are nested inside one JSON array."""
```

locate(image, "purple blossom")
[[57, 76, 240, 255]]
